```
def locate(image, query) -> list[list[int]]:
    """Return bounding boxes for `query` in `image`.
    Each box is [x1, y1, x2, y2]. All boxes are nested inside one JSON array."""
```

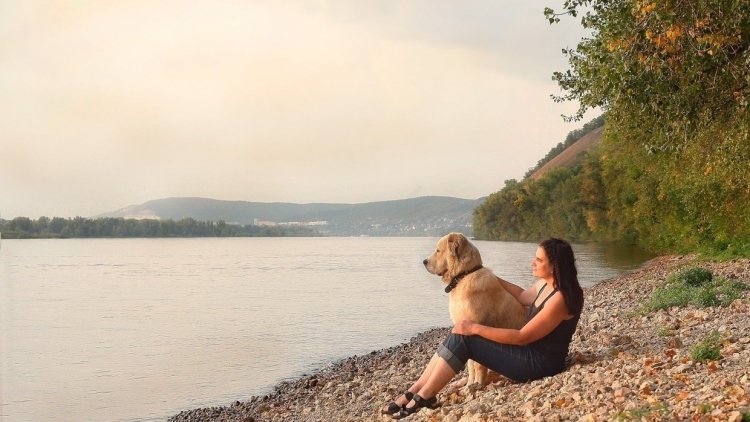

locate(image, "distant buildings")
[[252, 219, 328, 227]]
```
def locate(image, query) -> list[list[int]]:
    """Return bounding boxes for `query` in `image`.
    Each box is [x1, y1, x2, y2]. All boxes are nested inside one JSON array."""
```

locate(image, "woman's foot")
[[380, 391, 413, 415], [392, 394, 438, 419]]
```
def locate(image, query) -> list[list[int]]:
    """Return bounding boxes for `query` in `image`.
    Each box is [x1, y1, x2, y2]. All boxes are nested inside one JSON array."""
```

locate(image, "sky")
[[0, 0, 594, 219]]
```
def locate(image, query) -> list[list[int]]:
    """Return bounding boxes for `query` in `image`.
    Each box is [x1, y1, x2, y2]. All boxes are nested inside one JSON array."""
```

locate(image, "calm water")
[[0, 237, 652, 421]]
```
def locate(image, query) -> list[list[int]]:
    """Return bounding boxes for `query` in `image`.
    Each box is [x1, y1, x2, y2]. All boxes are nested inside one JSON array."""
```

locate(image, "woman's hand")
[[452, 320, 479, 336]]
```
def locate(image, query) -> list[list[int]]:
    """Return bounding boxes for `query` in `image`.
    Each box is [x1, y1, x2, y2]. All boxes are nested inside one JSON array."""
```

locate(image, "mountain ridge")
[[98, 196, 482, 236]]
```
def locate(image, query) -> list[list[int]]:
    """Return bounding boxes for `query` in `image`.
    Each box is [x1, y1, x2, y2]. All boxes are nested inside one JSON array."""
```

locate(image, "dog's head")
[[423, 232, 482, 282]]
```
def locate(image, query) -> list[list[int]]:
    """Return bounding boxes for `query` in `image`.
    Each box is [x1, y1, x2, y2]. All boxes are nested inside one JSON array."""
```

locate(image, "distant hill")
[[95, 124, 605, 238], [98, 196, 482, 236], [529, 125, 604, 180]]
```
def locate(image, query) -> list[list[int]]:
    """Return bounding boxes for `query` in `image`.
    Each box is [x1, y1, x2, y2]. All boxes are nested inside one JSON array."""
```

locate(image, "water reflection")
[[573, 243, 655, 287], [573, 243, 656, 271], [589, 242, 656, 271]]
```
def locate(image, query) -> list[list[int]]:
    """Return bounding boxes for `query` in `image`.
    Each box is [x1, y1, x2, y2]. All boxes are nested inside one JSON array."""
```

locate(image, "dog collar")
[[445, 265, 483, 293]]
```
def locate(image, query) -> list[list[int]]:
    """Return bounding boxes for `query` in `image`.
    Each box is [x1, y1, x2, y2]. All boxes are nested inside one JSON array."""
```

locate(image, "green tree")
[[546, 0, 749, 145], [542, 0, 750, 255], [49, 217, 67, 235], [10, 217, 33, 233]]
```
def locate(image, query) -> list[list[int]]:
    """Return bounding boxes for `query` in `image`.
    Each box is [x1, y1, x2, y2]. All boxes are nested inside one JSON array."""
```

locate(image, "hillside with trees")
[[524, 114, 604, 179], [529, 125, 603, 180], [474, 0, 750, 256]]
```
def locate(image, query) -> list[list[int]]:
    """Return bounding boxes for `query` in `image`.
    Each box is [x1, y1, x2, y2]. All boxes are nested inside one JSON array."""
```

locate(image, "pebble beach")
[[170, 255, 750, 421]]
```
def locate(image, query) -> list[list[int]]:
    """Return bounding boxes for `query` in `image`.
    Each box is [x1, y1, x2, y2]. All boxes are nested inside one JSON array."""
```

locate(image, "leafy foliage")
[[599, 114, 750, 254], [546, 0, 750, 254], [474, 167, 592, 242], [474, 1, 750, 256], [545, 0, 749, 133]]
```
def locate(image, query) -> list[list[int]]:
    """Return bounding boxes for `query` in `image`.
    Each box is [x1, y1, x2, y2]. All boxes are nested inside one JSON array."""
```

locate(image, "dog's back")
[[448, 268, 526, 329]]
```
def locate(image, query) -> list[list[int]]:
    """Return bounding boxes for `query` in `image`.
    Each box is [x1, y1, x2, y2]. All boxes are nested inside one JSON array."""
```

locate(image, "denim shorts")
[[436, 333, 566, 382]]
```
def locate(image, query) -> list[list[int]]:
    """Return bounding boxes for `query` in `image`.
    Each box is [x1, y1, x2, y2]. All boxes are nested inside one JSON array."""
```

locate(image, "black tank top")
[[526, 284, 580, 361]]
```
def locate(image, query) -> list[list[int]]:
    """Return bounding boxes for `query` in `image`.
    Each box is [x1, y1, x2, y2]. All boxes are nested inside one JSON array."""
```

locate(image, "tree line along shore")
[[0, 216, 319, 239]]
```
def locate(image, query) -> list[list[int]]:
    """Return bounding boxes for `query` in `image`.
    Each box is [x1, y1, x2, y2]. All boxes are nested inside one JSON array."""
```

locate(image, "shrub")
[[643, 268, 748, 312], [614, 402, 667, 420], [691, 332, 721, 363], [646, 282, 694, 310], [696, 403, 714, 414], [656, 326, 674, 337], [676, 268, 713, 287]]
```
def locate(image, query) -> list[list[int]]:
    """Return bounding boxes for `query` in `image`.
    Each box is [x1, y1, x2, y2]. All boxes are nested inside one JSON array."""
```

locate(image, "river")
[[0, 237, 652, 421]]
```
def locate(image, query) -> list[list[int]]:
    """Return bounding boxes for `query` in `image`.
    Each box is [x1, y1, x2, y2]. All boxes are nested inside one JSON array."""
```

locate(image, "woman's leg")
[[396, 333, 562, 416], [392, 358, 456, 418], [382, 353, 444, 412], [397, 334, 474, 410], [411, 357, 457, 401], [440, 333, 563, 382], [410, 353, 441, 392]]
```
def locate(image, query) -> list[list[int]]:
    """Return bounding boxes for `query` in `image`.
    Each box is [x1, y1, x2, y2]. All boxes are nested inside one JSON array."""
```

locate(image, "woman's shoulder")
[[531, 279, 546, 291], [547, 290, 574, 317]]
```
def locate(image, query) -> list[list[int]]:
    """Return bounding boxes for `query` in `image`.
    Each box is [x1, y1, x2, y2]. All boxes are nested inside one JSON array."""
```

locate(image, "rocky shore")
[[170, 256, 750, 421]]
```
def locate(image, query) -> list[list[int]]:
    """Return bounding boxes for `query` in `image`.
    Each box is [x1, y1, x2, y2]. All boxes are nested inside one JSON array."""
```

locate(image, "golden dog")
[[423, 232, 526, 385]]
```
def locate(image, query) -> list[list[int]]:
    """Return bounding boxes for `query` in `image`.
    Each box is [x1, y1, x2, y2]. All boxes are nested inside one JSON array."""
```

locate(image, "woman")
[[382, 238, 584, 419]]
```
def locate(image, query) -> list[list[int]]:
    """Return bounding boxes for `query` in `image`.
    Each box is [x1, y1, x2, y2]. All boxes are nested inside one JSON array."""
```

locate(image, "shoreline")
[[170, 255, 750, 421]]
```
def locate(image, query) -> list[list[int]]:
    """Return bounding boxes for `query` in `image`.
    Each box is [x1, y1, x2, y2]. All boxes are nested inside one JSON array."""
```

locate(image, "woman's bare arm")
[[497, 276, 541, 306], [453, 293, 569, 345]]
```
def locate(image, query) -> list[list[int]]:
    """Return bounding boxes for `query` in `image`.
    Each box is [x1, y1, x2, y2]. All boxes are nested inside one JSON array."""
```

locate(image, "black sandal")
[[392, 394, 438, 419], [381, 391, 413, 415]]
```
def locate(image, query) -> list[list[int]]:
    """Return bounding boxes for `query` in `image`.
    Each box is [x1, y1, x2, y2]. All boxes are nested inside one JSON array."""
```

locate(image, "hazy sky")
[[0, 1, 593, 219]]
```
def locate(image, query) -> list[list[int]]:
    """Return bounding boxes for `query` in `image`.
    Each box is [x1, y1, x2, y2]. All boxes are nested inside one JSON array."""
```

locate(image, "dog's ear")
[[447, 232, 465, 258], [449, 232, 481, 269]]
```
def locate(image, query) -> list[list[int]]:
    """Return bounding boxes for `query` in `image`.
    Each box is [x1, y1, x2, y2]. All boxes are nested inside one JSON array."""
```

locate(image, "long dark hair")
[[540, 238, 584, 316]]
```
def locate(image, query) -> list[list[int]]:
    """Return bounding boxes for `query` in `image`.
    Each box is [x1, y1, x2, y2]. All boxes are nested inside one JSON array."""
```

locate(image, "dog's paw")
[[466, 382, 483, 393], [448, 378, 468, 391]]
